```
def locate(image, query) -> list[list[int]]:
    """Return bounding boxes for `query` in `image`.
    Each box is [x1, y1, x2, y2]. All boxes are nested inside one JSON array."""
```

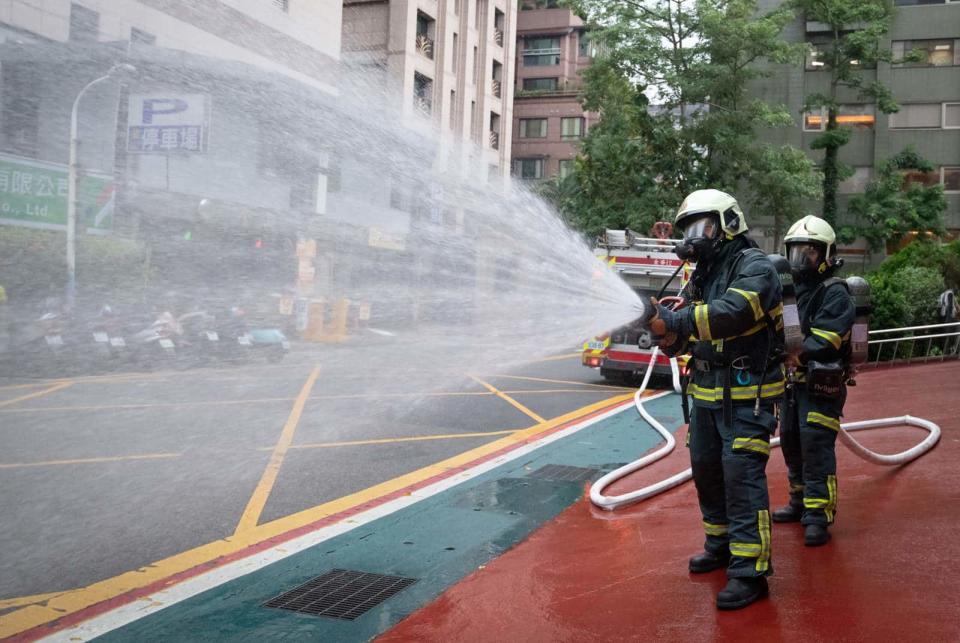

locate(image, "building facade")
[[753, 0, 960, 257], [0, 0, 342, 298], [510, 1, 596, 181], [341, 0, 516, 174]]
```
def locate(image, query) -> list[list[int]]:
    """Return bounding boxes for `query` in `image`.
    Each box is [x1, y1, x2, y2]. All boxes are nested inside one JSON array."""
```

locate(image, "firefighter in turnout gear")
[[648, 189, 784, 610], [772, 215, 855, 547]]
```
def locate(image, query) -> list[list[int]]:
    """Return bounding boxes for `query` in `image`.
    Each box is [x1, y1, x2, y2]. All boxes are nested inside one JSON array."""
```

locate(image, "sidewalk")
[[381, 362, 960, 642]]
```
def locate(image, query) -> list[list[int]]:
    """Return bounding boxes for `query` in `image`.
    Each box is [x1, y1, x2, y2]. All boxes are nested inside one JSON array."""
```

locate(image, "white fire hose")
[[590, 348, 942, 511]]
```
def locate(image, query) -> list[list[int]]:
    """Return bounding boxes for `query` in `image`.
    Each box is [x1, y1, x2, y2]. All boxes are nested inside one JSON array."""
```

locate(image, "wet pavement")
[[0, 347, 634, 605]]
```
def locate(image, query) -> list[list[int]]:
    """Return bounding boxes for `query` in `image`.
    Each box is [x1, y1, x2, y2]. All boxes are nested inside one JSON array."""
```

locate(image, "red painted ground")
[[381, 362, 960, 642]]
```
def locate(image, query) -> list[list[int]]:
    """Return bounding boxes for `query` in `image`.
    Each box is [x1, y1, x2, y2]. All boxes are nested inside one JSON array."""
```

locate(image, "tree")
[[560, 0, 821, 239], [792, 0, 902, 227], [845, 147, 947, 252]]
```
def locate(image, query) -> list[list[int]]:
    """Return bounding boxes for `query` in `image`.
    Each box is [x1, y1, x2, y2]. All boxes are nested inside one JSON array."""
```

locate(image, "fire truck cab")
[[582, 228, 689, 383]]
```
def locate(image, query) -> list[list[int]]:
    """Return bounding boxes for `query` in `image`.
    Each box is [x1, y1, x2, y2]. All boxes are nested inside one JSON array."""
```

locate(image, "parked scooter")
[[130, 310, 182, 368]]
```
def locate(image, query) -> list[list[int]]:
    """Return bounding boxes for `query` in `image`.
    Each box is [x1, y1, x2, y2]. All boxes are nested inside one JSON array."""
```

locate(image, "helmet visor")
[[787, 243, 822, 270], [681, 214, 719, 242]]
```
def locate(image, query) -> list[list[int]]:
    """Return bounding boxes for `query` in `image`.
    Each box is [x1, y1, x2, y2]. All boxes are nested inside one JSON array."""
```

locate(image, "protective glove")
[[647, 297, 681, 348]]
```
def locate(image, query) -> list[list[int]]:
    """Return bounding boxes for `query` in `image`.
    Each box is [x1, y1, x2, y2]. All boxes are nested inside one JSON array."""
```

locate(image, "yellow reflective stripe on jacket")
[[807, 411, 840, 432], [769, 303, 783, 320], [811, 327, 842, 350], [804, 497, 830, 509], [756, 510, 771, 572], [694, 304, 712, 340], [728, 288, 764, 322], [688, 380, 786, 403], [703, 521, 729, 536], [733, 437, 770, 456], [730, 542, 762, 558]]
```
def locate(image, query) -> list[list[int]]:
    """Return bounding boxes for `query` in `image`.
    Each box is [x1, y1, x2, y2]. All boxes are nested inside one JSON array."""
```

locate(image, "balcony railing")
[[414, 95, 432, 116], [491, 79, 501, 98], [416, 34, 434, 60], [489, 130, 500, 150], [493, 27, 504, 47]]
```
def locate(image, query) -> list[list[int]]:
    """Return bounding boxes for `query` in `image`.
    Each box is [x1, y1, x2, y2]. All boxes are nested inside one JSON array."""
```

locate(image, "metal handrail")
[[869, 321, 960, 335], [866, 319, 960, 366]]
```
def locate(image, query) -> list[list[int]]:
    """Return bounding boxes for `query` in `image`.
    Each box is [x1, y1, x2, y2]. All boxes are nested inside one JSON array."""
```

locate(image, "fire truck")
[[582, 228, 690, 382]]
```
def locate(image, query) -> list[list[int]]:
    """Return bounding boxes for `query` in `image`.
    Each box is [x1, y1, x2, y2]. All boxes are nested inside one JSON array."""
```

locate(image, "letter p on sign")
[[142, 98, 189, 125]]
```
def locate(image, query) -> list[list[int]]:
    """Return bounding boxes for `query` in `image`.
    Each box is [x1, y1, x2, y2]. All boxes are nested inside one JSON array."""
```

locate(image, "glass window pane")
[[944, 104, 960, 128], [890, 103, 942, 128], [522, 77, 557, 90], [520, 118, 547, 138], [561, 117, 583, 138], [943, 168, 960, 192]]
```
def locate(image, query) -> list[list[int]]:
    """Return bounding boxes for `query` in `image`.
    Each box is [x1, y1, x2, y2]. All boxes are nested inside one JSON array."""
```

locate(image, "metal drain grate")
[[263, 569, 417, 620], [527, 464, 600, 482]]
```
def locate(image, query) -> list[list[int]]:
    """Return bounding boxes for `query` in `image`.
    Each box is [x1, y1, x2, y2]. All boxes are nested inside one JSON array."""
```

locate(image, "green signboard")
[[0, 153, 114, 232]]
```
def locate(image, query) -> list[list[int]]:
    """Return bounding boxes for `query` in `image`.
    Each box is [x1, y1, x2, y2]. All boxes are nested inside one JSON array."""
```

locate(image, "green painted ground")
[[100, 394, 681, 642]]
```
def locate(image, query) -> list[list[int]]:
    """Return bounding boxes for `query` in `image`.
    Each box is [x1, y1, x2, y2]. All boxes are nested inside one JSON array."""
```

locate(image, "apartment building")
[[341, 0, 516, 174], [753, 0, 960, 256], [510, 0, 596, 181]]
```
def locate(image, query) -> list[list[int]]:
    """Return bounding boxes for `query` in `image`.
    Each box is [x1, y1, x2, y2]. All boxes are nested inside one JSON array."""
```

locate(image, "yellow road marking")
[[489, 373, 633, 390], [277, 429, 518, 451], [0, 591, 68, 610], [0, 381, 73, 409], [531, 352, 582, 362], [467, 374, 546, 423], [0, 381, 55, 391], [234, 366, 321, 535], [0, 392, 635, 639], [0, 452, 181, 470]]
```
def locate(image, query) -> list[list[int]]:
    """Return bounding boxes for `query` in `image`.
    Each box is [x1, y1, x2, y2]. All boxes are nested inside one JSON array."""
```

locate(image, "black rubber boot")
[[688, 550, 730, 574], [771, 501, 803, 523], [804, 523, 831, 546], [716, 576, 769, 610]]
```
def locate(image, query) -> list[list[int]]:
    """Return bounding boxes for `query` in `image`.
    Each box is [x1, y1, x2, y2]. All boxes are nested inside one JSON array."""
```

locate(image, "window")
[[943, 167, 960, 192], [470, 100, 478, 142], [578, 32, 593, 58], [890, 103, 942, 128], [450, 90, 457, 129], [493, 9, 505, 47], [893, 39, 959, 67], [271, 0, 289, 10], [473, 46, 479, 84], [838, 167, 872, 194], [803, 105, 875, 131], [558, 159, 575, 178], [806, 43, 828, 69], [945, 103, 960, 128], [519, 118, 547, 138], [69, 3, 99, 42], [416, 11, 435, 60], [491, 60, 503, 98], [452, 33, 459, 70], [414, 72, 433, 115], [453, 0, 460, 15], [513, 158, 544, 179], [522, 77, 558, 91], [130, 28, 155, 45], [889, 103, 960, 128], [895, 0, 955, 5], [1, 65, 39, 157], [903, 169, 940, 189], [561, 117, 584, 139], [520, 0, 560, 8], [489, 112, 501, 149], [523, 37, 560, 66]]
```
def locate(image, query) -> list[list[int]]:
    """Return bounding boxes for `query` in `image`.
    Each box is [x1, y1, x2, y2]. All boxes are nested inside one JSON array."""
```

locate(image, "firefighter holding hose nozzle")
[[644, 189, 785, 610], [771, 215, 856, 547]]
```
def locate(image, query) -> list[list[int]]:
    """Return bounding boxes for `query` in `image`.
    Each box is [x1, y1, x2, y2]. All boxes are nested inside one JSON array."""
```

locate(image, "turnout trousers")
[[688, 403, 776, 578], [779, 385, 840, 527]]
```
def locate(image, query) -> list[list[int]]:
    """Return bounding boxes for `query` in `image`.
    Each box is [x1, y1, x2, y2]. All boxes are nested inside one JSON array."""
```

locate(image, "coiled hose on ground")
[[590, 348, 942, 511]]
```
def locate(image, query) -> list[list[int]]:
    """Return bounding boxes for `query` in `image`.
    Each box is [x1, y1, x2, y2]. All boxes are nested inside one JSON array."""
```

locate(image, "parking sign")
[[127, 94, 209, 154]]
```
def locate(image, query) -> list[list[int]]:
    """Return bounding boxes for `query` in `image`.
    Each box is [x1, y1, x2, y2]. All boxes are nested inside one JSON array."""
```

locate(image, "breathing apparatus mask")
[[675, 213, 721, 263], [787, 241, 827, 283]]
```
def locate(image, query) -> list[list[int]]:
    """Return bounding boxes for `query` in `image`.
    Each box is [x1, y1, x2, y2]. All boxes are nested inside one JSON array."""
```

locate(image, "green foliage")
[[866, 266, 944, 331], [557, 0, 819, 238], [0, 227, 151, 301], [793, 0, 897, 226], [871, 238, 960, 291], [845, 148, 947, 251]]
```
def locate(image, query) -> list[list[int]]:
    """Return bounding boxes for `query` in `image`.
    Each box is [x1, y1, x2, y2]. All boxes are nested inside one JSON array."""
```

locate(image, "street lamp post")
[[66, 63, 137, 306]]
